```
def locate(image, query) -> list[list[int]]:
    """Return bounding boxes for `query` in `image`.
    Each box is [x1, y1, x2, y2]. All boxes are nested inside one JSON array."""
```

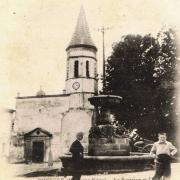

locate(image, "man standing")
[[150, 132, 177, 180], [69, 132, 84, 180]]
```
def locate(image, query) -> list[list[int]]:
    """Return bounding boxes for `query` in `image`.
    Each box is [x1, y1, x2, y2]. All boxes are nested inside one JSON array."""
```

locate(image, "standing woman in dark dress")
[[69, 132, 84, 180]]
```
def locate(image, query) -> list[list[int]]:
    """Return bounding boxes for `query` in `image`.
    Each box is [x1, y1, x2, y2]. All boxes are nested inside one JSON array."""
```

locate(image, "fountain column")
[[88, 95, 130, 156]]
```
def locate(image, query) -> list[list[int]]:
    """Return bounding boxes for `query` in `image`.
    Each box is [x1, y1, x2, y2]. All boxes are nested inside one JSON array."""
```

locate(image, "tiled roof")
[[66, 6, 97, 51]]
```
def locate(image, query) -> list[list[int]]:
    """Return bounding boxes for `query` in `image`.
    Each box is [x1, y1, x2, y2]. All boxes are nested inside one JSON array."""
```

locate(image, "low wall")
[[60, 154, 154, 175]]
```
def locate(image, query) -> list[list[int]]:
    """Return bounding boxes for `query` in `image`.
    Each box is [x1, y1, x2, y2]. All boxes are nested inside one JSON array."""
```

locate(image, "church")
[[10, 7, 98, 163]]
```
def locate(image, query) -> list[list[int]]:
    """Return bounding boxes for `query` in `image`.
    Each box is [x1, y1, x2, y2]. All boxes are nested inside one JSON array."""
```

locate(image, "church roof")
[[66, 6, 97, 51], [16, 94, 69, 99]]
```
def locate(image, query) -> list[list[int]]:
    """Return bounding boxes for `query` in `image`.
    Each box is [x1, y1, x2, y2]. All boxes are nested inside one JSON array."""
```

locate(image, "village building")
[[10, 7, 98, 163], [0, 108, 15, 162]]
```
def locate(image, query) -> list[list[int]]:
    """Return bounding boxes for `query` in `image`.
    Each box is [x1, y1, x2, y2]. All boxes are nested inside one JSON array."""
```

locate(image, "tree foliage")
[[103, 29, 178, 141]]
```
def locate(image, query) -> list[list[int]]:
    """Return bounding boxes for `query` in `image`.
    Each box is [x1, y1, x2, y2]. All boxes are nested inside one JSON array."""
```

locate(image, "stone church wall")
[[15, 96, 69, 133], [12, 95, 69, 162], [61, 109, 93, 154]]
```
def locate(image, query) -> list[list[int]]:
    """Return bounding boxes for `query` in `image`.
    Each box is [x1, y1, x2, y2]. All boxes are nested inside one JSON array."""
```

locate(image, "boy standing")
[[150, 132, 177, 180]]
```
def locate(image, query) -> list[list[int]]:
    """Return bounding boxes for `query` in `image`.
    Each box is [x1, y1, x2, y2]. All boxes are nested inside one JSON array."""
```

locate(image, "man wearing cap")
[[69, 132, 84, 180], [150, 132, 177, 180]]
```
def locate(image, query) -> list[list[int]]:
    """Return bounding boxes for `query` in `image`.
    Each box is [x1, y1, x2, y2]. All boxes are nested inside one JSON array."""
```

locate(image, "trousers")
[[152, 161, 171, 180]]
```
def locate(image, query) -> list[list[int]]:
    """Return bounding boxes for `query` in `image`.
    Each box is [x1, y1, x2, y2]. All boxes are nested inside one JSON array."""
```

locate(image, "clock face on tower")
[[72, 82, 80, 90]]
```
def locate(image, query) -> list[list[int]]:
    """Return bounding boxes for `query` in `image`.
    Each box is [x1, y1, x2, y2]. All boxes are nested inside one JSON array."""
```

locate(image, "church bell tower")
[[65, 6, 98, 109]]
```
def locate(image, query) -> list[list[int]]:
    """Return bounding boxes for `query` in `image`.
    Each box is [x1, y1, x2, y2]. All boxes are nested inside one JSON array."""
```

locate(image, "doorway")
[[32, 141, 44, 163]]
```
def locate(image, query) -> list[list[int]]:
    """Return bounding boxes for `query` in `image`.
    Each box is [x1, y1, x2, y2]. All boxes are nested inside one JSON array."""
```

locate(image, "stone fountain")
[[60, 95, 154, 174], [88, 95, 130, 156]]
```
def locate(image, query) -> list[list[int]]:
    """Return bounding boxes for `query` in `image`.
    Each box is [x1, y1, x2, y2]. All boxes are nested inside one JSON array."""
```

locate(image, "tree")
[[103, 29, 178, 141]]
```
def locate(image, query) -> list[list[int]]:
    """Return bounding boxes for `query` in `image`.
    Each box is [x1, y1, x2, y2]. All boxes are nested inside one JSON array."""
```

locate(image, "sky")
[[0, 0, 180, 109]]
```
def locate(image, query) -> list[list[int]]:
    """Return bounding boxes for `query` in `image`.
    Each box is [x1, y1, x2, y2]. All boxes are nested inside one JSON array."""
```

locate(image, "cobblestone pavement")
[[1, 162, 180, 180]]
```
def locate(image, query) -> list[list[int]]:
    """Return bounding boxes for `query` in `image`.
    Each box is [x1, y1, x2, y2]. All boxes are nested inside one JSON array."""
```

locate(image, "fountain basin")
[[88, 137, 130, 156], [60, 154, 154, 175], [88, 95, 122, 107]]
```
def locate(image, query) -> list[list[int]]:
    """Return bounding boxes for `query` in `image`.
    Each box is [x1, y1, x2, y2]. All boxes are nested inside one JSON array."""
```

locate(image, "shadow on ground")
[[19, 169, 154, 177], [18, 169, 60, 177]]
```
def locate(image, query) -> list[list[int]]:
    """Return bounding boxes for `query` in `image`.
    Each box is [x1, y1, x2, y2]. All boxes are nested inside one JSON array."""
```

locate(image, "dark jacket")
[[69, 139, 84, 169]]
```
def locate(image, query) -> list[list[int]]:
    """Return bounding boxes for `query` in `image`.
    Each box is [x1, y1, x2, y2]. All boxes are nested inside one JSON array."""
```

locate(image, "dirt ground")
[[0, 162, 180, 180]]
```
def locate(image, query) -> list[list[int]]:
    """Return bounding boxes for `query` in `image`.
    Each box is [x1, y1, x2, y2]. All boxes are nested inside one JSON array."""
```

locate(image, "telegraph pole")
[[97, 26, 111, 88]]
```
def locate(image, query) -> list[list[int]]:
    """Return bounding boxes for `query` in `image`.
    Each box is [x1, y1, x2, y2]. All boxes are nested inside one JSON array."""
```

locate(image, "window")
[[94, 62, 97, 78], [66, 61, 69, 79], [86, 61, 89, 77], [74, 60, 79, 78]]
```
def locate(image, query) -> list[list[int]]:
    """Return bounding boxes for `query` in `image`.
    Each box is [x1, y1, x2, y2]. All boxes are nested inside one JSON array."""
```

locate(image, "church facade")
[[10, 7, 98, 163]]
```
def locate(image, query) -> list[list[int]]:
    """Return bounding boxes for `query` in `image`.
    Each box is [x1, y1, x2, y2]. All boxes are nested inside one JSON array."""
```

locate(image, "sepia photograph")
[[0, 0, 180, 179]]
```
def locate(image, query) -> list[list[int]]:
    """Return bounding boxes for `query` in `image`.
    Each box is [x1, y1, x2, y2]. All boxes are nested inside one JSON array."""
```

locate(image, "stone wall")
[[61, 108, 93, 154], [12, 94, 94, 162], [13, 95, 69, 162], [68, 93, 95, 109], [0, 108, 14, 162], [15, 96, 69, 133]]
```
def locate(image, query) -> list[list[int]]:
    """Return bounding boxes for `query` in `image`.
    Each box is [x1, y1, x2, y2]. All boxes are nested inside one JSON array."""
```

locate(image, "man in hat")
[[150, 132, 177, 180], [69, 132, 84, 180]]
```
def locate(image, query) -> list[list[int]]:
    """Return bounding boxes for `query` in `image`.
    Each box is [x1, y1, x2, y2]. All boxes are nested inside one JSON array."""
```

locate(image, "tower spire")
[[66, 6, 97, 51]]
